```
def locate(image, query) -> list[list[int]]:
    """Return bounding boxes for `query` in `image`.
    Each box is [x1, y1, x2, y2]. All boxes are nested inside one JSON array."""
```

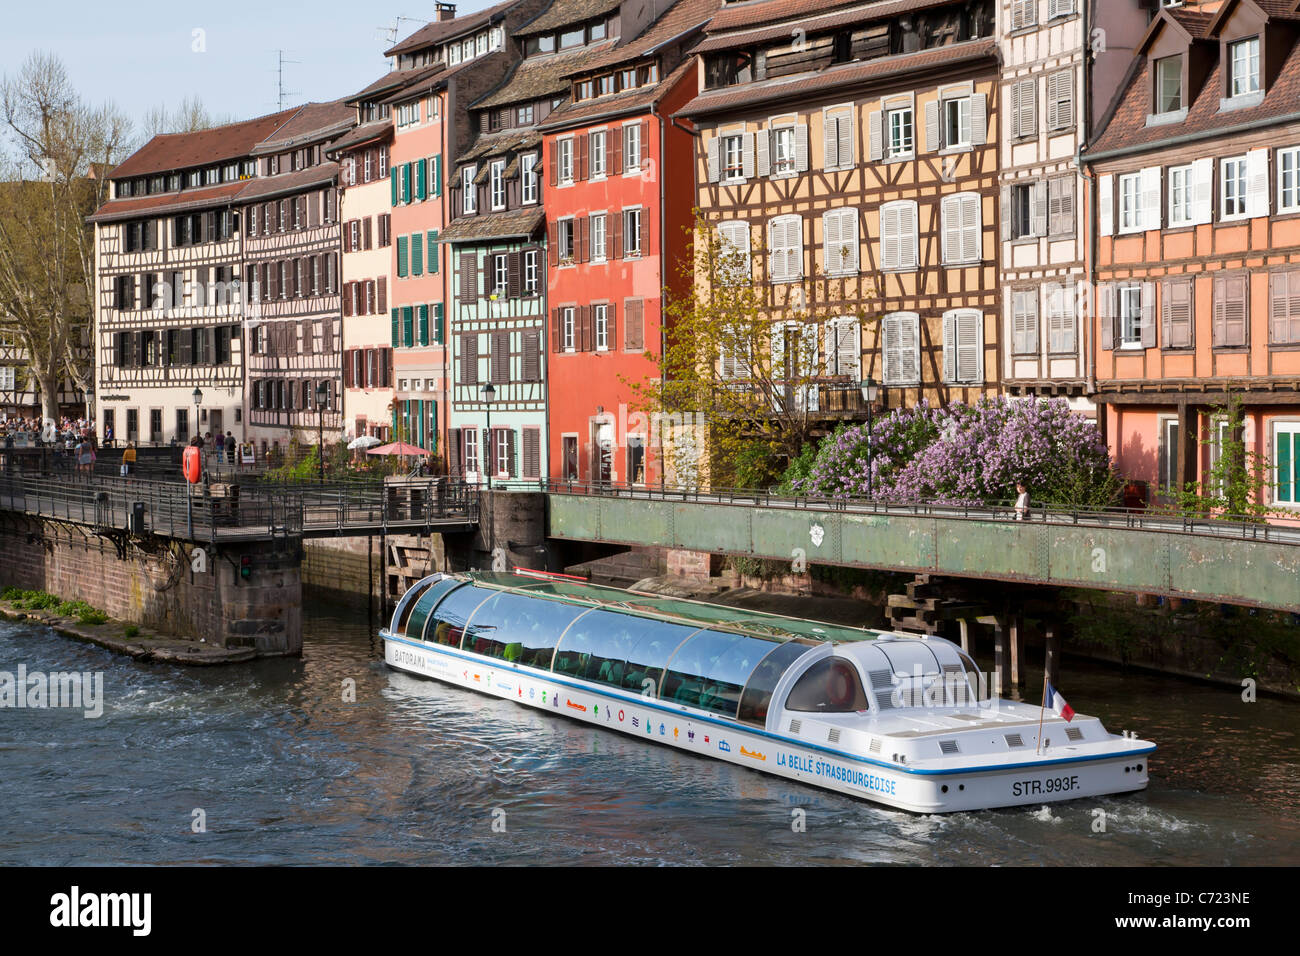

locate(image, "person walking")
[[75, 436, 93, 478], [1014, 481, 1030, 521], [121, 441, 137, 478], [225, 431, 235, 468]]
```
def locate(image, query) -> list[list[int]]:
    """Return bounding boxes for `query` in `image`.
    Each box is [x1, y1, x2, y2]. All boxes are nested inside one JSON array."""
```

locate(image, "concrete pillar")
[[991, 617, 1009, 699], [218, 539, 302, 657], [1044, 624, 1061, 688], [1010, 614, 1026, 689]]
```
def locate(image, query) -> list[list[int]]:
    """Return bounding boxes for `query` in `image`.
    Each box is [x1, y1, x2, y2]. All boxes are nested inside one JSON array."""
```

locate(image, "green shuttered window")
[[390, 168, 398, 206], [433, 154, 443, 197], [415, 158, 427, 201], [418, 304, 429, 346], [412, 231, 424, 275], [428, 230, 440, 274], [396, 235, 409, 277], [391, 307, 400, 347], [402, 306, 414, 348], [433, 302, 445, 344]]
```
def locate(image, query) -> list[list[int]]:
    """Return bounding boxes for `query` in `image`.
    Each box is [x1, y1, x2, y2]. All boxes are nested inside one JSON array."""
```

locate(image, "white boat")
[[381, 570, 1156, 813]]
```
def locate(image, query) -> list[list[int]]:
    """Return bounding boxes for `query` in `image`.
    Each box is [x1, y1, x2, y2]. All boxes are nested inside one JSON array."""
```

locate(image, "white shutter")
[[881, 205, 899, 270], [902, 313, 919, 383], [768, 219, 785, 281], [707, 137, 720, 183], [756, 129, 770, 177], [837, 111, 853, 167], [741, 132, 755, 179], [788, 217, 802, 278], [801, 329, 819, 411], [970, 93, 987, 145], [795, 123, 809, 172], [942, 196, 960, 265], [1140, 166, 1162, 231], [823, 113, 838, 170], [842, 210, 859, 272], [882, 314, 899, 383], [1247, 147, 1269, 218], [1099, 173, 1114, 236], [925, 100, 940, 152], [961, 194, 981, 263], [868, 110, 882, 161], [942, 311, 956, 382], [832, 319, 860, 377], [823, 211, 842, 273], [902, 202, 918, 269], [957, 311, 981, 383], [1017, 80, 1036, 139], [1192, 157, 1214, 224], [1032, 180, 1048, 237]]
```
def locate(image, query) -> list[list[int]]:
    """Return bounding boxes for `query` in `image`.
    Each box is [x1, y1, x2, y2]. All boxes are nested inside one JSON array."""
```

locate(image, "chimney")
[[436, 3, 456, 20]]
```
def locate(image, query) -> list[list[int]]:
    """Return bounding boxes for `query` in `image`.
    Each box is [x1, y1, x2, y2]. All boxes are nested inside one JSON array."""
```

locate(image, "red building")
[[540, 0, 716, 485]]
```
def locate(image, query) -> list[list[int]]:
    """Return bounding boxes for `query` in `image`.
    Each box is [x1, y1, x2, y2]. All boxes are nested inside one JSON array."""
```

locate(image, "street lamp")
[[480, 382, 496, 567], [859, 376, 879, 500], [192, 387, 203, 444], [316, 381, 329, 483]]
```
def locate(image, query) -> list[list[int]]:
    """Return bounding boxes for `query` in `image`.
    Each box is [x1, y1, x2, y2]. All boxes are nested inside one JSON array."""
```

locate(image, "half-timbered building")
[[1085, 0, 1300, 511], [997, 0, 1149, 408], [540, 0, 718, 486], [681, 0, 1003, 426], [89, 109, 298, 447], [241, 101, 354, 451]]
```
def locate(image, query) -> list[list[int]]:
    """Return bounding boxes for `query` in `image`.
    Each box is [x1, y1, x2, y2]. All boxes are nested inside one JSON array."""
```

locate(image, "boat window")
[[553, 610, 698, 696], [425, 584, 495, 649], [736, 639, 817, 726], [661, 629, 783, 718], [393, 578, 437, 635], [462, 591, 589, 667], [784, 657, 870, 713], [407, 578, 463, 641]]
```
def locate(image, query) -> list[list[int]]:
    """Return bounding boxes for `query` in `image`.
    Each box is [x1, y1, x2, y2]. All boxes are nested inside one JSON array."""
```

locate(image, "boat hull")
[[383, 630, 1152, 814]]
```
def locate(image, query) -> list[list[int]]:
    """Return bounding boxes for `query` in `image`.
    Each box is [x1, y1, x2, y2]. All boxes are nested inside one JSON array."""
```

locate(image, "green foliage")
[[123, 625, 140, 638], [1162, 392, 1277, 521], [778, 442, 818, 495], [2, 589, 106, 622]]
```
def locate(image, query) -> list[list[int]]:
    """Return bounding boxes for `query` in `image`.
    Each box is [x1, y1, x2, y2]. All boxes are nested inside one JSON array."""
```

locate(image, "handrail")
[[539, 478, 1300, 545]]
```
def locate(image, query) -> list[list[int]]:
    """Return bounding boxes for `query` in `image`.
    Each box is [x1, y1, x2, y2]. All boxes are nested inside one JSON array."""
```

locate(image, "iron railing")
[[540, 478, 1300, 545]]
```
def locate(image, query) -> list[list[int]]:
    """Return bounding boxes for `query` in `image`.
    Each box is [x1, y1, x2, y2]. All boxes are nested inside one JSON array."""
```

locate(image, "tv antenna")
[[274, 50, 301, 110], [379, 16, 431, 49]]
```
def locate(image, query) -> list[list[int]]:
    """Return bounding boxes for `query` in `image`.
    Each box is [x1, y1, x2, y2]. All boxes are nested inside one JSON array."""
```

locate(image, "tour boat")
[[381, 570, 1156, 813]]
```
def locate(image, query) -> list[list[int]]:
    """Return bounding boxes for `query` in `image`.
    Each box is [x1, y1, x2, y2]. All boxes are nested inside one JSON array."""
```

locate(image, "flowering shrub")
[[794, 396, 1120, 508]]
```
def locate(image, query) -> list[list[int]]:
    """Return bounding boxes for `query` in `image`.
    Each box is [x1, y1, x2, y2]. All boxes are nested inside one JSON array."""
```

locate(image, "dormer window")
[[1230, 37, 1260, 98], [1155, 55, 1182, 113]]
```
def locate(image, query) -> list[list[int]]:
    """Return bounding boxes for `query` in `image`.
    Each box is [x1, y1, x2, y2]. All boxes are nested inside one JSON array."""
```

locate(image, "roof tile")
[[108, 108, 300, 179], [439, 206, 546, 242]]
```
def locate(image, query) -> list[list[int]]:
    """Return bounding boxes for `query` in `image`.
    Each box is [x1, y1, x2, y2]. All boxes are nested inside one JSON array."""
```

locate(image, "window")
[[1212, 273, 1248, 347], [1047, 70, 1073, 131], [590, 212, 606, 261], [823, 107, 854, 169], [1163, 277, 1194, 349], [524, 250, 539, 294], [1168, 164, 1194, 226], [558, 137, 574, 184], [1221, 155, 1247, 219], [464, 429, 479, 476], [595, 304, 609, 351], [880, 312, 920, 385], [623, 124, 642, 173], [770, 125, 796, 176], [1048, 176, 1075, 236], [493, 254, 508, 295], [560, 27, 583, 49], [1012, 289, 1038, 354], [622, 208, 642, 257], [1119, 283, 1144, 348], [944, 96, 971, 149], [1046, 281, 1077, 353], [822, 208, 859, 275], [1280, 147, 1300, 213], [941, 193, 981, 265], [1156, 56, 1183, 113], [562, 306, 576, 351], [1269, 269, 1300, 344], [721, 133, 745, 182], [824, 317, 860, 378], [942, 310, 983, 384], [1274, 421, 1300, 506], [462, 165, 477, 214], [518, 104, 533, 125], [1230, 37, 1260, 98], [1159, 417, 1182, 495], [1119, 172, 1143, 232], [590, 130, 606, 177], [598, 75, 614, 96], [1011, 79, 1036, 139], [1010, 0, 1037, 30], [716, 221, 751, 284], [879, 200, 918, 271], [522, 153, 538, 203], [768, 215, 802, 281], [887, 106, 913, 157], [558, 218, 576, 262], [490, 160, 505, 209]]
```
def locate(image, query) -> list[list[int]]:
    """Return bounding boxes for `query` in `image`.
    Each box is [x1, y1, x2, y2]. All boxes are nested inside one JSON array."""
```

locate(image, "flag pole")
[[1035, 672, 1048, 755]]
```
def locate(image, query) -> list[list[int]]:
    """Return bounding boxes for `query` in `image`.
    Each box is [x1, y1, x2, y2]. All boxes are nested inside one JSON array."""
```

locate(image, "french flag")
[[1045, 680, 1075, 722]]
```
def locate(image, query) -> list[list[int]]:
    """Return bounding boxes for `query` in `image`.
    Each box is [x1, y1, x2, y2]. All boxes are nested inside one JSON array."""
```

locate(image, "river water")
[[1, 592, 1297, 866]]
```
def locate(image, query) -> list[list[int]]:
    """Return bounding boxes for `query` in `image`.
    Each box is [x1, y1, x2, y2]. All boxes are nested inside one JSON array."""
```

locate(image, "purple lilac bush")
[[793, 396, 1119, 507]]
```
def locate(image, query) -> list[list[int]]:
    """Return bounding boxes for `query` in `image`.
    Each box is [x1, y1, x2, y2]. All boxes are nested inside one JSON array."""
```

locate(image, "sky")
[[2, 1, 499, 137]]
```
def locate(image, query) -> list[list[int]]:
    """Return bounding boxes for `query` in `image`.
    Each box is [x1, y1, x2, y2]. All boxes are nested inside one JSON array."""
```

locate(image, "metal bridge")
[[544, 481, 1300, 613], [0, 474, 480, 545]]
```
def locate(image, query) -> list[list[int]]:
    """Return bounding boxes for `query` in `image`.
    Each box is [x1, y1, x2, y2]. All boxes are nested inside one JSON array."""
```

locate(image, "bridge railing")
[[0, 475, 479, 541], [540, 478, 1300, 545]]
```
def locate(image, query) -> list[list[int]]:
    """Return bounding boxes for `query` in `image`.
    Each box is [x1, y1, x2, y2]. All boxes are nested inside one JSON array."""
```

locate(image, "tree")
[[626, 214, 875, 489], [1172, 391, 1275, 520], [140, 96, 232, 137], [0, 52, 132, 424]]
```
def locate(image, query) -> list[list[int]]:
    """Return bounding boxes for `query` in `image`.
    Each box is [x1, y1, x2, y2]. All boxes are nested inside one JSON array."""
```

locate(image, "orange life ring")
[[182, 445, 201, 484]]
